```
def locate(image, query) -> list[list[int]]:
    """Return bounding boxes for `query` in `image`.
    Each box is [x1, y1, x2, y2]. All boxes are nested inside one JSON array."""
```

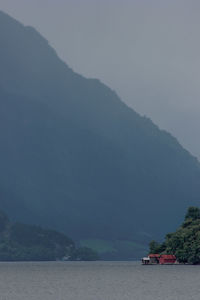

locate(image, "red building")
[[142, 254, 176, 265], [159, 255, 176, 264]]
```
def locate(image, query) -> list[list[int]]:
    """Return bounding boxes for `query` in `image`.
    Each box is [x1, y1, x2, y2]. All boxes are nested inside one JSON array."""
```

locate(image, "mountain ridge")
[[0, 10, 200, 258]]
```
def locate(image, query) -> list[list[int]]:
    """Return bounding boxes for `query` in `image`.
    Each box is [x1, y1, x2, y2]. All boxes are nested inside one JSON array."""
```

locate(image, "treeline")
[[149, 207, 200, 264], [0, 211, 99, 261]]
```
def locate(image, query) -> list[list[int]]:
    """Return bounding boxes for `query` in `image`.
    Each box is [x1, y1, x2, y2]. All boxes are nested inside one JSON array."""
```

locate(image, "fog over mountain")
[[0, 0, 200, 158], [0, 10, 200, 259]]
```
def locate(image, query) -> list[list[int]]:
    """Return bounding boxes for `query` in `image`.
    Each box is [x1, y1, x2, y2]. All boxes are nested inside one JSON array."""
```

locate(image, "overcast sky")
[[1, 0, 200, 158]]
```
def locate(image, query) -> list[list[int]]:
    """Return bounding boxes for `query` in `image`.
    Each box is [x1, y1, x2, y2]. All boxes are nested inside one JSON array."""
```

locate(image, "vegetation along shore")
[[148, 207, 200, 265]]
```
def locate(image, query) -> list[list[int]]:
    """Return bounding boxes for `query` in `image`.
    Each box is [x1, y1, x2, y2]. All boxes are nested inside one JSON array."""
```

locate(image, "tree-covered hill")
[[0, 11, 200, 258], [149, 207, 200, 264], [0, 210, 98, 261]]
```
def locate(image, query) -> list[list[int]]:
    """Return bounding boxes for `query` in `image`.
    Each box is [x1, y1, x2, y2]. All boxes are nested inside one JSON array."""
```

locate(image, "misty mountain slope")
[[0, 11, 200, 257]]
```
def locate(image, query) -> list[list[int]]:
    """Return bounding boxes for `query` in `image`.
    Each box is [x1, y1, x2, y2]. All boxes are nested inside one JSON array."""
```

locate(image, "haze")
[[1, 0, 200, 158]]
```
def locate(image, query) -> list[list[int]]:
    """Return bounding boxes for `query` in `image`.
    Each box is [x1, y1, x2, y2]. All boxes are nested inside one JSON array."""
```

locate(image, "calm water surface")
[[0, 261, 199, 300]]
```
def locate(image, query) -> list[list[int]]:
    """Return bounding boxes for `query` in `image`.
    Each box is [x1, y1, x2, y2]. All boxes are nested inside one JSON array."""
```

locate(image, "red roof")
[[149, 254, 160, 258], [160, 255, 176, 259]]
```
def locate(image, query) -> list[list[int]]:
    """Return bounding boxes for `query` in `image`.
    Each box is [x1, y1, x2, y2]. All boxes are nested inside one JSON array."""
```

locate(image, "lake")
[[0, 261, 199, 300]]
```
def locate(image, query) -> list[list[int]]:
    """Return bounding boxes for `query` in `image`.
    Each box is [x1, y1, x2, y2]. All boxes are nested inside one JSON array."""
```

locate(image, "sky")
[[0, 0, 200, 158]]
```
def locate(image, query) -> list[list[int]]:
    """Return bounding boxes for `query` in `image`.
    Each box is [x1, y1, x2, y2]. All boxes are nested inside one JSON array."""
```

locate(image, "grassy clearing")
[[80, 238, 148, 258], [79, 239, 116, 254], [114, 240, 148, 251]]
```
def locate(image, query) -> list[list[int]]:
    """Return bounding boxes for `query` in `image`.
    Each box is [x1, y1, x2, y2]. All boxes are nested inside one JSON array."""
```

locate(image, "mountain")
[[0, 11, 200, 259]]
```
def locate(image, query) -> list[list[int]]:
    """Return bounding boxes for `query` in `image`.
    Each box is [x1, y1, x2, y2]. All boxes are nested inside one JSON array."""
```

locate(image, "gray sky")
[[1, 0, 200, 158]]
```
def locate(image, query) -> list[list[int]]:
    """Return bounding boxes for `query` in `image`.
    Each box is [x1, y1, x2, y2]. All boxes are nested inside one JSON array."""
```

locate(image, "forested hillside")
[[149, 207, 200, 264], [0, 210, 98, 261]]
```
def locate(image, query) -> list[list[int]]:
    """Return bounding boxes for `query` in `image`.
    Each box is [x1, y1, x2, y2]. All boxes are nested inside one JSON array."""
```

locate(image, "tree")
[[185, 207, 200, 221], [149, 240, 165, 254]]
